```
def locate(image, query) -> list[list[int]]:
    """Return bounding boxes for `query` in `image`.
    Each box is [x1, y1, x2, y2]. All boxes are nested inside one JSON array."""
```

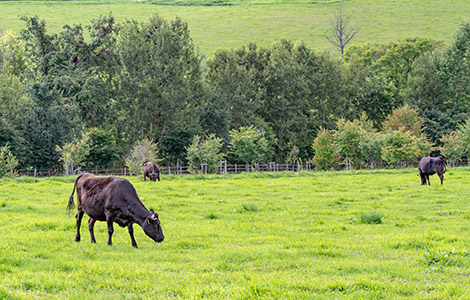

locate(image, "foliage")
[[456, 118, 470, 154], [56, 132, 91, 174], [382, 105, 424, 137], [124, 139, 158, 175], [381, 129, 432, 167], [114, 14, 202, 146], [439, 131, 465, 167], [261, 40, 347, 160], [227, 126, 270, 164], [155, 122, 203, 166], [0, 144, 18, 177], [407, 21, 470, 144], [346, 38, 439, 127], [334, 118, 364, 168], [185, 134, 224, 174], [359, 131, 384, 169], [83, 128, 122, 169], [311, 127, 339, 170]]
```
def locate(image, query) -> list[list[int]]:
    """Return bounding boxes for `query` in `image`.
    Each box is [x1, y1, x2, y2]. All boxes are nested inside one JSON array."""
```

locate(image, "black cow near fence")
[[418, 156, 447, 185], [143, 161, 160, 182], [67, 173, 164, 248]]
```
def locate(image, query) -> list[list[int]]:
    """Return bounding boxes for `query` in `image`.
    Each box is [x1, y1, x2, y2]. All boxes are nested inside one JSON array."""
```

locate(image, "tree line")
[[1, 14, 470, 174]]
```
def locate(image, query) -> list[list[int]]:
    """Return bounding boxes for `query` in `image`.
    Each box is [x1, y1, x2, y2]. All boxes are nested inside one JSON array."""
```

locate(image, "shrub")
[[185, 134, 224, 174], [56, 132, 90, 175], [0, 144, 18, 177], [228, 125, 271, 164], [439, 131, 465, 167], [381, 129, 431, 167], [312, 127, 340, 170], [125, 139, 158, 176]]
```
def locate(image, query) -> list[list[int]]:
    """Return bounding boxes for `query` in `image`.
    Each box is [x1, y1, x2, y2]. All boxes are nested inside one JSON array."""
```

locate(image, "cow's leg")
[[426, 175, 431, 185], [88, 218, 97, 243], [420, 173, 426, 185], [127, 223, 138, 248], [438, 172, 444, 184], [106, 220, 114, 246], [75, 210, 85, 242]]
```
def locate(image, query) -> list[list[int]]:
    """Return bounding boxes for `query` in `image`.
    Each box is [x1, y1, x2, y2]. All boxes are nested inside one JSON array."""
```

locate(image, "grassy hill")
[[0, 0, 468, 56]]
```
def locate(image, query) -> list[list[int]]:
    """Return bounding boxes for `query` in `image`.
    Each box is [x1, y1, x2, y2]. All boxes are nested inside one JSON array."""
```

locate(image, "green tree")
[[84, 128, 122, 169], [407, 22, 470, 144], [205, 44, 268, 137], [382, 105, 424, 137], [228, 126, 270, 164], [185, 134, 224, 174], [346, 38, 439, 126], [115, 15, 202, 147], [262, 40, 347, 160]]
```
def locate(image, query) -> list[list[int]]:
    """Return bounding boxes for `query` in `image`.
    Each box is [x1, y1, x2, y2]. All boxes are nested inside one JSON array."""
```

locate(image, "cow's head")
[[143, 209, 164, 243], [149, 167, 160, 182]]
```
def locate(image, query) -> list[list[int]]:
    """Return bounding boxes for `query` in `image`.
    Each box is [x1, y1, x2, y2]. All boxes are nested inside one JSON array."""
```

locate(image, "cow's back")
[[419, 157, 445, 174], [77, 175, 138, 221]]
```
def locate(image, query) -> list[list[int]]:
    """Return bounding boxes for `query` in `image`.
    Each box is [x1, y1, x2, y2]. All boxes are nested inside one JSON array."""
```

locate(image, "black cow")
[[418, 156, 447, 185], [67, 173, 164, 248], [143, 161, 160, 182]]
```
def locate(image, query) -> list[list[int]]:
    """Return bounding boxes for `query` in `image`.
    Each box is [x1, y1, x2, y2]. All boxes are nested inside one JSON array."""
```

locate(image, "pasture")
[[1, 0, 469, 55], [1, 168, 470, 299]]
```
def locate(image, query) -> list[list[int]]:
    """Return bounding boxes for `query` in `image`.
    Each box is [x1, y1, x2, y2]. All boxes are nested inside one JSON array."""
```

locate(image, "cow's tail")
[[67, 174, 83, 213]]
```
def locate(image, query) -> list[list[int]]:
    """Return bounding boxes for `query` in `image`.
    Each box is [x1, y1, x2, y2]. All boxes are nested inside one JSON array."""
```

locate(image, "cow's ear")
[[146, 218, 151, 224], [150, 209, 155, 213]]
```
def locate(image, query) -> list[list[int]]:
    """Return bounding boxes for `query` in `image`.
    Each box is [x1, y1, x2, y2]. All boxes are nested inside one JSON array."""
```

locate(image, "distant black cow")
[[418, 156, 446, 185], [67, 173, 164, 248], [143, 161, 160, 182]]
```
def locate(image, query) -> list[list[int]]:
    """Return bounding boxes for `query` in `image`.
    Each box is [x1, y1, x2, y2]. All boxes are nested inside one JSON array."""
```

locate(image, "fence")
[[16, 161, 313, 178], [15, 157, 468, 179]]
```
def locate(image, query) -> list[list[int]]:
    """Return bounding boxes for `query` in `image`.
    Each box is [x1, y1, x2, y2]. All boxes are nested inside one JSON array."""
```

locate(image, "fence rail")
[[16, 161, 313, 178], [14, 157, 468, 179]]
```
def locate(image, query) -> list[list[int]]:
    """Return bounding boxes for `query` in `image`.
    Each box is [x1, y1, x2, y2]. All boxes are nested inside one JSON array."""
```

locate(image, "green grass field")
[[1, 168, 470, 299], [0, 0, 469, 55]]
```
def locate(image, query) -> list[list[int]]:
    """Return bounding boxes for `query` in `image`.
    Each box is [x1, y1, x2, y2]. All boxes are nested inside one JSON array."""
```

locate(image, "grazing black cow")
[[67, 173, 164, 248], [143, 161, 160, 182], [418, 156, 447, 185]]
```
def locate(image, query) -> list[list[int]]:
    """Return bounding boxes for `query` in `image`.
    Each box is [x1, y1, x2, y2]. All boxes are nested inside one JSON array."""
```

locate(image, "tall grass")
[[1, 168, 470, 298], [0, 0, 468, 55]]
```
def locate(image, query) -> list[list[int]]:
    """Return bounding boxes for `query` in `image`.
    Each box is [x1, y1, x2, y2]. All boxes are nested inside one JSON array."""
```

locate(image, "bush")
[[125, 139, 158, 176], [381, 129, 431, 167], [56, 132, 90, 175], [312, 127, 340, 170], [439, 131, 465, 167], [185, 134, 224, 174], [0, 144, 18, 177], [228, 126, 271, 164]]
